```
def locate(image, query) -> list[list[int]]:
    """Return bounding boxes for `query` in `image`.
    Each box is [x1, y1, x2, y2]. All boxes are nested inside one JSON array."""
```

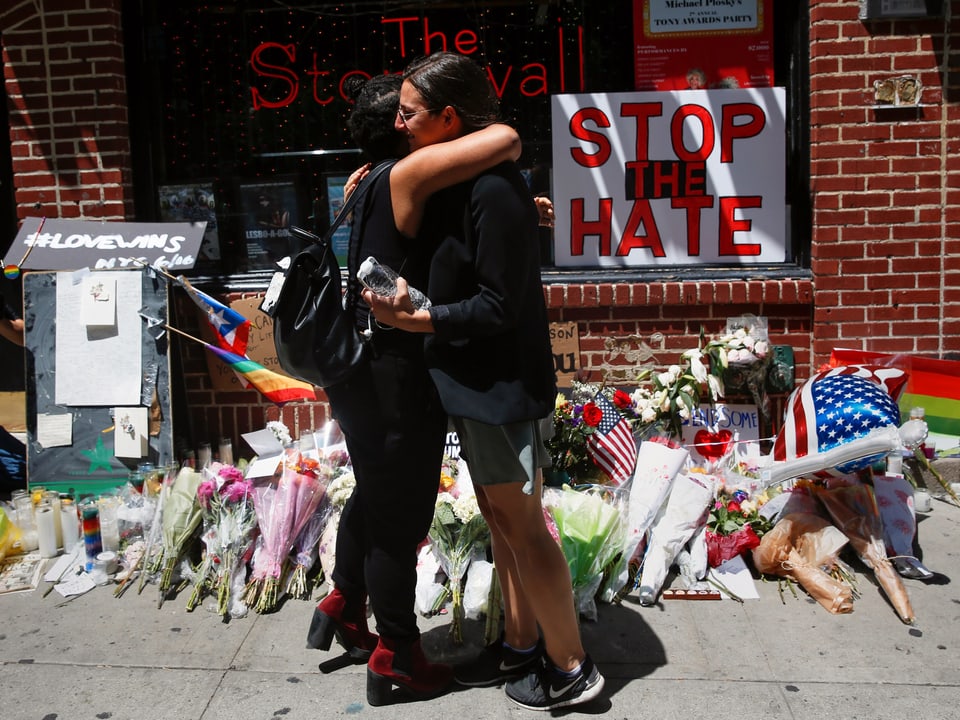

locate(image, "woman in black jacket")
[[308, 71, 521, 706], [365, 52, 604, 712]]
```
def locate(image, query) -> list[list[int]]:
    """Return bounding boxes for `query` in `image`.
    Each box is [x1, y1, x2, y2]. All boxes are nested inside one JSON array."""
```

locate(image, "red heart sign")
[[694, 429, 734, 460]]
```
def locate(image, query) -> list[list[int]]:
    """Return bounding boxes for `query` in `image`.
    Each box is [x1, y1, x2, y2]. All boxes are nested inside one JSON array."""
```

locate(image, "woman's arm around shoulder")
[[391, 123, 520, 237]]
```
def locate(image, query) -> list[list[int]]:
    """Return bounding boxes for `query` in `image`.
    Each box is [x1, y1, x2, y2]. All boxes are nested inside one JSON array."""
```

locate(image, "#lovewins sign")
[[12, 218, 206, 271]]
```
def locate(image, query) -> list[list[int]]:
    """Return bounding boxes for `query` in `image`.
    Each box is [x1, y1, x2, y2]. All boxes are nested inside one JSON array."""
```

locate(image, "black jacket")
[[423, 162, 556, 425]]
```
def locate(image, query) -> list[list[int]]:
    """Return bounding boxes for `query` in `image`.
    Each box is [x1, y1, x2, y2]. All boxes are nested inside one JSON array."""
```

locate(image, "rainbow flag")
[[830, 349, 960, 440], [207, 345, 316, 405]]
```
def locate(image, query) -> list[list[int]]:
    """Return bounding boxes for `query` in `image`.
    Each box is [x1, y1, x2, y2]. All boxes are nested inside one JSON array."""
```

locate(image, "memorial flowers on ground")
[[428, 465, 490, 645]]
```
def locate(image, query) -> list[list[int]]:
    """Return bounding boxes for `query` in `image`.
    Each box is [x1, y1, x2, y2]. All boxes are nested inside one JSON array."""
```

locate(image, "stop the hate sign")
[[550, 88, 786, 268]]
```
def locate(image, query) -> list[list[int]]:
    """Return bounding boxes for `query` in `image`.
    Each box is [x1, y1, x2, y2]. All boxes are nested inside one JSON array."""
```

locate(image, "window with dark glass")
[[122, 1, 808, 279]]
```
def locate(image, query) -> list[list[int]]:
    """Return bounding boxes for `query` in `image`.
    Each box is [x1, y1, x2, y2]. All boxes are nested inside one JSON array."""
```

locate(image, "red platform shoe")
[[305, 588, 377, 661], [366, 636, 454, 706]]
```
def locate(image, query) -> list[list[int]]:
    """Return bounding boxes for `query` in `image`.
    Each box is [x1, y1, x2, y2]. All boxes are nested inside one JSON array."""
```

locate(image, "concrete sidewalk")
[[1, 495, 959, 720]]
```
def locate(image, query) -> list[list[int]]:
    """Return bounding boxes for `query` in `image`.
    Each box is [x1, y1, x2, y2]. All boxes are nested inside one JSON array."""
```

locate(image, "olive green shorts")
[[452, 415, 551, 495]]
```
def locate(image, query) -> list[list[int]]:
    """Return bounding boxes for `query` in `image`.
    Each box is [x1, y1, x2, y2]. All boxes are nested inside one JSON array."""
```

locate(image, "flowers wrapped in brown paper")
[[752, 512, 854, 614], [813, 482, 915, 624]]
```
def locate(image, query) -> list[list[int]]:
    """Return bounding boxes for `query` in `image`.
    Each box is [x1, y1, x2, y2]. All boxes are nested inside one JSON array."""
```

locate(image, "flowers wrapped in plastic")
[[243, 432, 340, 613], [544, 484, 626, 620], [286, 502, 332, 600], [150, 464, 204, 607], [752, 511, 854, 614], [603, 438, 688, 601], [185, 463, 257, 616], [813, 480, 915, 624], [637, 469, 718, 605], [429, 480, 490, 645]]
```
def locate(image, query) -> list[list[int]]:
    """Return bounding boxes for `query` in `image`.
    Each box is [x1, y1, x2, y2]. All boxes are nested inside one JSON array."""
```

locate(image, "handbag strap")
[[327, 159, 394, 244], [342, 159, 394, 319]]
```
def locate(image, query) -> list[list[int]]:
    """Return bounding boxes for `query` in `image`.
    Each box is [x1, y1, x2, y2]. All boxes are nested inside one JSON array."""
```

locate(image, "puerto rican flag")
[[587, 392, 638, 485], [773, 366, 904, 475], [178, 276, 251, 357]]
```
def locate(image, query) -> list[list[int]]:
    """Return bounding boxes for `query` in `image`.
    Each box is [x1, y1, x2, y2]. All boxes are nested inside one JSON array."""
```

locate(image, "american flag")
[[773, 367, 902, 475], [587, 392, 638, 485]]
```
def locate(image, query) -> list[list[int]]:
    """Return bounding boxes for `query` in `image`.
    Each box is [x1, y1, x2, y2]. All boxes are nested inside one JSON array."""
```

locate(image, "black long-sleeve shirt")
[[423, 161, 556, 425]]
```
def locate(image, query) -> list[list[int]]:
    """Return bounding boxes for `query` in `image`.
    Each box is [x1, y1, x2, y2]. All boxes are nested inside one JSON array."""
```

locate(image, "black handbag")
[[264, 161, 391, 388]]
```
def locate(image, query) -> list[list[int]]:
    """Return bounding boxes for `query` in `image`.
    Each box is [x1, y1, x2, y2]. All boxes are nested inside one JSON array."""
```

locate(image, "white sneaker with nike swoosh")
[[505, 654, 604, 711]]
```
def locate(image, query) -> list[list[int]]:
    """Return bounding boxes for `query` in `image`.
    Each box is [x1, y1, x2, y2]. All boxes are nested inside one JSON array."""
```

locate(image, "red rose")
[[582, 403, 602, 427], [726, 501, 741, 513], [612, 389, 633, 409]]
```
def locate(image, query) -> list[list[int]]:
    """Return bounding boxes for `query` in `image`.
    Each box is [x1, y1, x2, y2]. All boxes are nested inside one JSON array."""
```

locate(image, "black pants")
[[325, 343, 446, 641]]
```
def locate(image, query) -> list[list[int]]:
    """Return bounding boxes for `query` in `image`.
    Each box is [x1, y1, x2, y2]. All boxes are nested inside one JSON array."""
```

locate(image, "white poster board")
[[551, 88, 786, 267]]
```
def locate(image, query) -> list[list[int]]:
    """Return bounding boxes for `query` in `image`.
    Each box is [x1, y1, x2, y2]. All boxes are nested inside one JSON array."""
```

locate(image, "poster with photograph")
[[634, 0, 773, 91], [325, 173, 352, 267], [158, 183, 220, 263], [238, 179, 301, 270]]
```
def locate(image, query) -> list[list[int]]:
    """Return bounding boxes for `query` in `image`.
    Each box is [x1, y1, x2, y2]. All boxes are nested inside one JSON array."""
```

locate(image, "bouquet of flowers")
[[287, 498, 335, 600], [630, 360, 720, 441], [185, 463, 257, 615], [243, 446, 332, 613], [701, 315, 771, 411], [151, 464, 204, 607], [547, 382, 642, 482], [315, 469, 356, 596], [813, 480, 915, 624], [752, 511, 854, 614], [544, 484, 626, 620], [705, 485, 774, 568], [429, 474, 491, 645]]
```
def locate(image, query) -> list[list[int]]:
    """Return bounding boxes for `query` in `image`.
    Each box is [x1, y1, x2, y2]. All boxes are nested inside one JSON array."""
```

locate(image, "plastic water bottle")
[[357, 256, 431, 310]]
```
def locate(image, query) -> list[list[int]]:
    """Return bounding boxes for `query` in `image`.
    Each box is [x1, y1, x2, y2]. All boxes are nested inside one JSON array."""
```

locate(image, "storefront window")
[[123, 1, 807, 279]]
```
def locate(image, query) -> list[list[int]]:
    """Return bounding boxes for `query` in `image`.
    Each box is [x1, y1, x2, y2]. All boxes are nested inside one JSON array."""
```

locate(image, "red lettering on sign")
[[719, 196, 761, 255], [519, 63, 548, 97], [672, 196, 715, 255], [250, 43, 298, 110], [620, 200, 665, 257], [380, 17, 418, 57], [720, 103, 765, 163], [569, 108, 611, 168], [671, 105, 715, 161], [569, 197, 613, 256], [620, 102, 663, 163]]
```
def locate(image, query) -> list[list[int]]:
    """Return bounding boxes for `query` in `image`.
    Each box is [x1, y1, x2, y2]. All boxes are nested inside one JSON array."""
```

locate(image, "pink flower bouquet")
[[243, 447, 331, 613]]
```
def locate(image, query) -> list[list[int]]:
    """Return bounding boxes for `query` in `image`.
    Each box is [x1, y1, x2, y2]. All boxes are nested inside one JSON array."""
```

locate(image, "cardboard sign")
[[201, 295, 295, 392], [13, 218, 205, 272], [549, 321, 580, 388]]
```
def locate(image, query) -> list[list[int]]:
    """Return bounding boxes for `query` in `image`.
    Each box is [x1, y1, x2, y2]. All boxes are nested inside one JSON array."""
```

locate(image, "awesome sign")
[[551, 88, 786, 267]]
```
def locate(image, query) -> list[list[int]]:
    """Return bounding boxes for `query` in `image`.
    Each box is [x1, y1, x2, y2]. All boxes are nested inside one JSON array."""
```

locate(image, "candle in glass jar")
[[98, 493, 121, 553], [42, 491, 63, 549], [60, 498, 80, 552], [13, 494, 38, 552], [80, 499, 102, 571], [218, 438, 234, 466], [36, 500, 59, 559]]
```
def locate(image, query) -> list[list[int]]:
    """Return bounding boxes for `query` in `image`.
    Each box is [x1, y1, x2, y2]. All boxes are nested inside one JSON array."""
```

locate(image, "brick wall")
[[4, 3, 957, 456], [808, 1, 960, 363], [1, 0, 132, 222]]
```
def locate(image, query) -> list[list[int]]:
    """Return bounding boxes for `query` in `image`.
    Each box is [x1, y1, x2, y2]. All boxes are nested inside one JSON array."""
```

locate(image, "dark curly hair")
[[402, 52, 499, 132], [344, 73, 407, 162]]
